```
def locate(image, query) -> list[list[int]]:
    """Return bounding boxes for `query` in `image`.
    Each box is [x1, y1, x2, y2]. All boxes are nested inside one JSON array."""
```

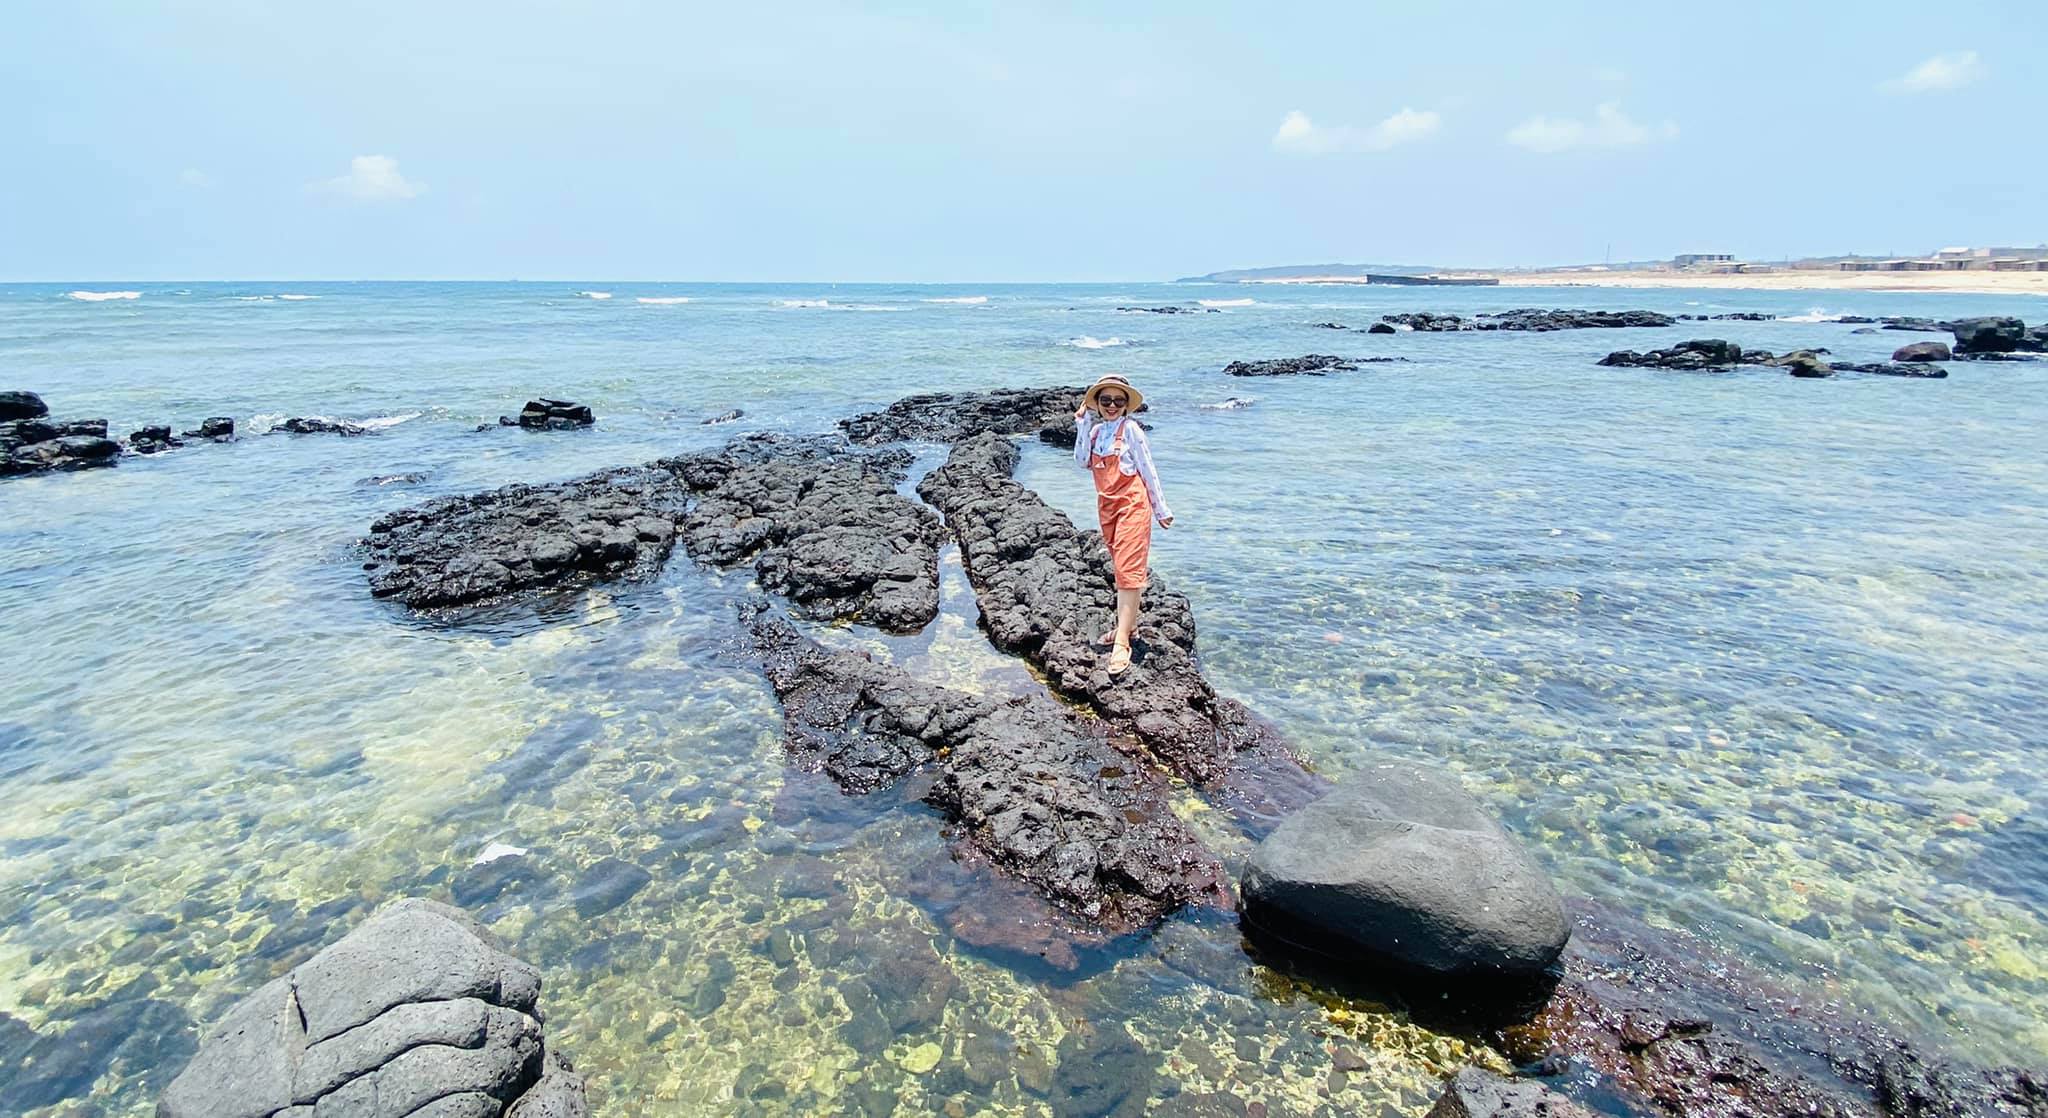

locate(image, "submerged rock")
[[701, 408, 744, 425], [2, 433, 121, 476], [273, 416, 369, 436], [1891, 340, 1951, 362], [361, 465, 687, 609], [1241, 763, 1569, 987], [127, 425, 184, 454], [1222, 355, 1358, 376], [1598, 340, 1746, 371], [1426, 1066, 1592, 1118], [1830, 362, 1948, 379], [158, 898, 587, 1117]]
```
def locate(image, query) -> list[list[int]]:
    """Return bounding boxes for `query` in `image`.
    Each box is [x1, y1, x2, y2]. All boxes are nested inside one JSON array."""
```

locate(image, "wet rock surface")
[[1222, 355, 1406, 376], [1383, 308, 1676, 332], [915, 434, 1320, 821], [2, 430, 121, 476], [361, 465, 688, 609], [273, 416, 369, 436], [1891, 341, 1951, 362], [0, 390, 49, 421], [1426, 1066, 1592, 1118], [1949, 316, 2027, 354], [664, 434, 943, 631], [744, 607, 1229, 941], [839, 385, 1091, 446], [1241, 762, 1570, 986], [158, 898, 587, 1118], [503, 398, 596, 430]]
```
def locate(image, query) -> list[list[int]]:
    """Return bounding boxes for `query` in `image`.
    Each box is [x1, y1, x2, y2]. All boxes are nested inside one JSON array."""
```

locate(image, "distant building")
[[1674, 253, 1735, 267]]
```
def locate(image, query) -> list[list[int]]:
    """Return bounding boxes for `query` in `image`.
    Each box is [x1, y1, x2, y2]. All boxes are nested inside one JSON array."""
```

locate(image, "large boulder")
[[158, 899, 587, 1118], [1891, 340, 1950, 363], [1778, 351, 1834, 378], [1427, 1067, 1592, 1118], [513, 398, 595, 430], [1950, 316, 2026, 354], [1240, 762, 1569, 985], [0, 391, 48, 421]]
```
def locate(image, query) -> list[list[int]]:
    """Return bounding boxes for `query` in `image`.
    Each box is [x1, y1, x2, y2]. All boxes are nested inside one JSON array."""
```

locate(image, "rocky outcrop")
[[1949, 316, 2025, 354], [1879, 317, 1950, 333], [838, 385, 1091, 446], [128, 425, 183, 454], [273, 417, 369, 436], [1779, 350, 1834, 378], [1308, 321, 1348, 329], [662, 435, 943, 632], [745, 608, 1228, 943], [1599, 340, 1747, 371], [1241, 763, 1570, 987], [1383, 308, 1676, 332], [0, 390, 49, 421], [503, 398, 595, 430], [184, 417, 237, 441], [1115, 305, 1215, 314], [1891, 341, 1951, 362], [1222, 355, 1357, 376], [158, 899, 587, 1118], [1367, 322, 1398, 334], [1831, 362, 1948, 379], [915, 434, 1317, 820], [2, 431, 121, 476], [1427, 1067, 1592, 1118], [361, 466, 688, 609]]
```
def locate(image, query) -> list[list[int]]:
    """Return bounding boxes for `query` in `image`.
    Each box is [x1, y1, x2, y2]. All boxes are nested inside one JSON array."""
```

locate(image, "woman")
[[1073, 374, 1174, 675]]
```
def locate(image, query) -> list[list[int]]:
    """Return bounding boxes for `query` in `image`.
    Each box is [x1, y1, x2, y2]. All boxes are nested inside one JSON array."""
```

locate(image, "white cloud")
[[1272, 107, 1441, 155], [179, 168, 214, 188], [313, 155, 425, 201], [1505, 102, 1677, 153], [1888, 51, 1984, 93]]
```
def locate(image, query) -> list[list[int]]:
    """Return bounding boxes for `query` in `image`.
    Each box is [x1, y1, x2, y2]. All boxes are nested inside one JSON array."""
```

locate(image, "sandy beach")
[[1497, 269, 2048, 296]]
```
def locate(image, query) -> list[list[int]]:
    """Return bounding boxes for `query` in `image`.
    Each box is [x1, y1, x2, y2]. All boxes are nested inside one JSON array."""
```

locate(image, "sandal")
[[1097, 629, 1116, 647], [1107, 643, 1132, 676]]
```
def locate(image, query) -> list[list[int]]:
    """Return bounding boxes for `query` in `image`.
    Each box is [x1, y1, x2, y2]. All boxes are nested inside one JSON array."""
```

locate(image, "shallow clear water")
[[2, 282, 2044, 1114]]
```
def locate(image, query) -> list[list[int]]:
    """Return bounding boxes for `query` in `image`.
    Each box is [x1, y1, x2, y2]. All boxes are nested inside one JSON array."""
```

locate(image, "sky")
[[4, 0, 2044, 281]]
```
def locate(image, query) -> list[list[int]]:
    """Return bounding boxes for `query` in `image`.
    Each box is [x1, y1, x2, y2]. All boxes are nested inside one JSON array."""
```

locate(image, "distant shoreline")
[[1239, 270, 2048, 296]]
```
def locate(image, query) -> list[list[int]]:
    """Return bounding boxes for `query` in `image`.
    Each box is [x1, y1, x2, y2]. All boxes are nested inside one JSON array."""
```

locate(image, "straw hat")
[[1081, 374, 1144, 414]]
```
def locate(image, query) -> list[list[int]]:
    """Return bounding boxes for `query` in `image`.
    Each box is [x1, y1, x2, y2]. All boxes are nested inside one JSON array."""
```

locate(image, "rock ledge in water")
[[158, 898, 587, 1118], [503, 398, 596, 430], [1241, 762, 1569, 986]]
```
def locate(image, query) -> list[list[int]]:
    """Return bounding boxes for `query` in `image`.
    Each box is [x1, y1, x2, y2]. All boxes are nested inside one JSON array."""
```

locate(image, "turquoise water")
[[2, 282, 2044, 1114]]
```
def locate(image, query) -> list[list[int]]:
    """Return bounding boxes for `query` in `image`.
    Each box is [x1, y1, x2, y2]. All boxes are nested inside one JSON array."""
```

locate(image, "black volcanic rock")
[[1222, 355, 1357, 376], [1598, 339, 1747, 371], [1950, 316, 2026, 354], [1385, 308, 1676, 332], [1831, 362, 1948, 378], [839, 385, 1091, 446], [273, 417, 368, 436], [361, 466, 688, 609], [0, 391, 49, 421], [515, 398, 596, 430], [1891, 341, 1951, 362]]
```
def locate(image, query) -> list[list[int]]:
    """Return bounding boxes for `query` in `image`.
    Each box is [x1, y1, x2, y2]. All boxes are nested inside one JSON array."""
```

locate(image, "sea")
[[2, 282, 2044, 1115]]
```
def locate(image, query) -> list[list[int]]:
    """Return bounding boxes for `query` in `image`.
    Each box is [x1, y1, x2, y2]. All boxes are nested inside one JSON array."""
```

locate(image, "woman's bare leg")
[[1113, 588, 1141, 649]]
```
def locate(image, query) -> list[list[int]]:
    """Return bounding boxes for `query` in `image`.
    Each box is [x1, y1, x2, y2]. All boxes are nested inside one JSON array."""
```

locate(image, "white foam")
[[474, 842, 528, 865], [1198, 298, 1254, 308], [923, 295, 988, 304], [636, 296, 691, 304], [359, 412, 422, 430], [1201, 396, 1257, 410], [777, 299, 830, 308], [232, 296, 276, 302], [68, 290, 141, 302], [1062, 335, 1127, 349], [278, 294, 319, 301], [1779, 309, 1840, 323], [249, 411, 418, 434], [576, 291, 613, 300]]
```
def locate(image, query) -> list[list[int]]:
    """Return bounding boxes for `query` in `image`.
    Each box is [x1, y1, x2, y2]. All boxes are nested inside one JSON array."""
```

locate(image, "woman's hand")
[[1159, 515, 1174, 530], [1074, 404, 1090, 422]]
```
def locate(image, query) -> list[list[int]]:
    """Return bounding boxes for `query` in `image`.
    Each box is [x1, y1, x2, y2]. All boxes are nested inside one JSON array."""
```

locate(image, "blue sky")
[[4, 1, 2042, 280]]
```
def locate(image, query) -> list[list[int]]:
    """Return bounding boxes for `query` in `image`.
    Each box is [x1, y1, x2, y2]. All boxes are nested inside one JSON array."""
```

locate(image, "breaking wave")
[[1062, 336, 1127, 349], [576, 291, 613, 300], [923, 295, 988, 304], [1198, 298, 1254, 308], [636, 297, 691, 305], [69, 291, 141, 302]]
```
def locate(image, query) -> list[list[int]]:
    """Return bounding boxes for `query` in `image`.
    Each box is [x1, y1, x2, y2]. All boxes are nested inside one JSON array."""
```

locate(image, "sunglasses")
[[1097, 395, 1128, 406]]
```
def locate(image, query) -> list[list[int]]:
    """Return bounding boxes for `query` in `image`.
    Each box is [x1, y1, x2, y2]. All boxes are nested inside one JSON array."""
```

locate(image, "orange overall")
[[1089, 418, 1153, 591]]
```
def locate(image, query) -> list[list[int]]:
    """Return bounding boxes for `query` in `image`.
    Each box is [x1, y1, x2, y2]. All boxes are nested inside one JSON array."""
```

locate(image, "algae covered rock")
[[1240, 762, 1568, 986]]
